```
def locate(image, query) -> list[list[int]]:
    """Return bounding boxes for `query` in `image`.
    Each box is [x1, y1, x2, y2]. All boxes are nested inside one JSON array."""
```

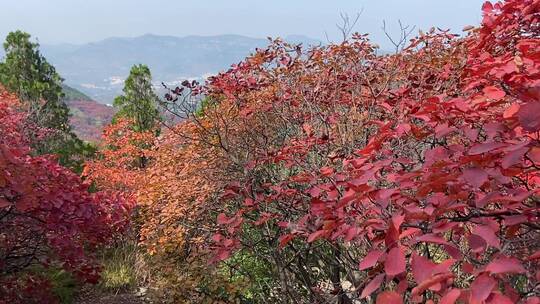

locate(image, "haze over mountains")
[[0, 34, 321, 104]]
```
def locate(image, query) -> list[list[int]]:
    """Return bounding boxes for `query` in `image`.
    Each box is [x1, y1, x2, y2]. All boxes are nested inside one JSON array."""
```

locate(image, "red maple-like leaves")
[[360, 273, 385, 299], [470, 274, 496, 303], [482, 86, 506, 100], [517, 102, 540, 132], [0, 88, 131, 300], [485, 256, 526, 274], [462, 167, 489, 188], [359, 249, 384, 270], [384, 247, 406, 276], [440, 289, 461, 304], [376, 291, 403, 304]]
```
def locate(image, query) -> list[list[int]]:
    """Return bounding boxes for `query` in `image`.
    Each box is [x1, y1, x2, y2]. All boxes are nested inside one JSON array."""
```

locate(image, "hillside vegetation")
[[65, 99, 114, 142], [60, 84, 115, 142], [62, 84, 94, 102]]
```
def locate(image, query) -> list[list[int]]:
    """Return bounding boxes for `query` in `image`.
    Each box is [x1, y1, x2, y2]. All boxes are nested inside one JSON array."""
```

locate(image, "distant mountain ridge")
[[1, 34, 321, 104]]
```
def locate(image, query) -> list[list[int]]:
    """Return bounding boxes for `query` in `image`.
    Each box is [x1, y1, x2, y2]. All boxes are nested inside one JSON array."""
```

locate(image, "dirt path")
[[76, 293, 145, 304], [75, 288, 148, 304]]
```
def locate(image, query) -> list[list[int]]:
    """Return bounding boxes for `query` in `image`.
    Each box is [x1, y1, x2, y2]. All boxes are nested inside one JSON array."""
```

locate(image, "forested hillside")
[[61, 85, 115, 142], [1, 1, 539, 303], [65, 99, 114, 142], [62, 84, 94, 101]]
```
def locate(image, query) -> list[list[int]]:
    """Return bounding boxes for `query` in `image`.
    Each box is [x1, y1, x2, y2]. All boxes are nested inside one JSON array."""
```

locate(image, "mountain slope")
[[62, 84, 94, 101], [62, 85, 114, 142]]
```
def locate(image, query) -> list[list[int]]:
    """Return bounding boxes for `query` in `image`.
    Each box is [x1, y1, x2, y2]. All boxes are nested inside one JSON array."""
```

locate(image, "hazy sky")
[[0, 0, 486, 48]]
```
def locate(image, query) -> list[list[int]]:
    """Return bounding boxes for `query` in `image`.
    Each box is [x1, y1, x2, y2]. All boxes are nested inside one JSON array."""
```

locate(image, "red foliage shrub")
[[184, 0, 540, 302], [83, 117, 154, 192], [0, 89, 132, 302]]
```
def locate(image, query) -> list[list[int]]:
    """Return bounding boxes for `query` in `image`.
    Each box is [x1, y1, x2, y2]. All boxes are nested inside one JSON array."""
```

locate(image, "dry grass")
[[97, 236, 149, 293]]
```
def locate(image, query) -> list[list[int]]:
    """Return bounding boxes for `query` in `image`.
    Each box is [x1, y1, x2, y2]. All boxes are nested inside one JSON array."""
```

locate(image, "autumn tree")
[[81, 65, 163, 299], [0, 30, 95, 172], [83, 118, 155, 192], [84, 105, 242, 302], [135, 121, 246, 302]]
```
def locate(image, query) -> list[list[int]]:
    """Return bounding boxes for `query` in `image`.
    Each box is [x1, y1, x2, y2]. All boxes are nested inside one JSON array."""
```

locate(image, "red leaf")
[[385, 247, 406, 276], [411, 253, 435, 284], [216, 249, 231, 261], [377, 188, 395, 200], [217, 213, 229, 225], [469, 142, 505, 155], [338, 189, 357, 206], [462, 168, 489, 188], [440, 289, 461, 304], [320, 166, 334, 177], [527, 250, 540, 261], [483, 86, 506, 100], [435, 123, 456, 139], [244, 197, 255, 207], [503, 103, 520, 119], [468, 233, 487, 253], [527, 297, 540, 304], [0, 198, 10, 208], [396, 123, 411, 136], [432, 258, 456, 275], [302, 123, 312, 136], [359, 249, 384, 270], [360, 273, 385, 299], [444, 244, 462, 259], [517, 102, 540, 132], [385, 214, 404, 246], [529, 147, 540, 165], [376, 291, 403, 304], [391, 214, 405, 231], [502, 147, 528, 169], [307, 230, 326, 243], [470, 274, 496, 303], [278, 234, 294, 248], [344, 226, 359, 241], [482, 1, 493, 13], [463, 262, 474, 274], [473, 225, 500, 248], [15, 199, 33, 212], [463, 126, 479, 141], [489, 294, 514, 304], [425, 146, 449, 165], [504, 215, 527, 226], [396, 279, 409, 294], [308, 186, 323, 198], [411, 273, 454, 296], [485, 256, 525, 274]]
